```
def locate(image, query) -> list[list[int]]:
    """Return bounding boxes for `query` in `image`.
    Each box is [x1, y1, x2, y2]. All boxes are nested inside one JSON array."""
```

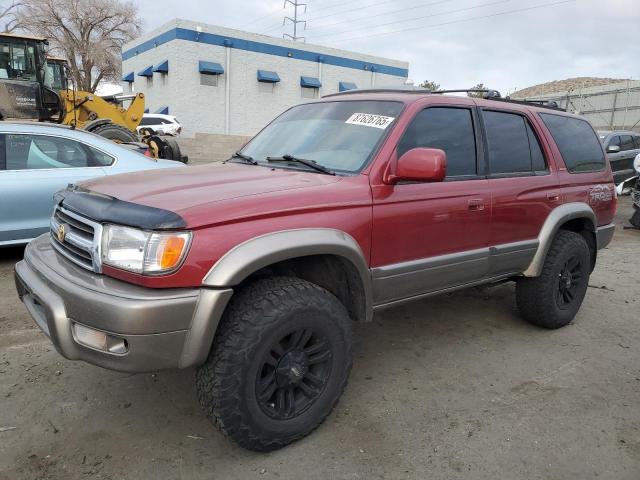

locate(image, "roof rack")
[[323, 87, 566, 111]]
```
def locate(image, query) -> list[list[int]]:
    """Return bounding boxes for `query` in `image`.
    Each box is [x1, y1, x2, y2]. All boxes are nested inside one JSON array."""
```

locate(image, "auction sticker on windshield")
[[345, 113, 395, 129]]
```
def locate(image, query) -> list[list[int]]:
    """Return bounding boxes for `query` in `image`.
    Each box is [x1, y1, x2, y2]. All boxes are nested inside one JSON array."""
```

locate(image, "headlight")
[[634, 153, 640, 174], [101, 224, 191, 274]]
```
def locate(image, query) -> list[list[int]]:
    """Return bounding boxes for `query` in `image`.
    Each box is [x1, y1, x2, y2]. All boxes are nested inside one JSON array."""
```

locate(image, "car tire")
[[88, 123, 138, 143], [162, 137, 185, 162], [195, 276, 353, 452], [516, 230, 591, 329]]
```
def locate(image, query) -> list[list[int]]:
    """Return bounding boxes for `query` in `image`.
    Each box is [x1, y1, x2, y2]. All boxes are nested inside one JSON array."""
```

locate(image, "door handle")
[[546, 192, 561, 202], [468, 198, 485, 211]]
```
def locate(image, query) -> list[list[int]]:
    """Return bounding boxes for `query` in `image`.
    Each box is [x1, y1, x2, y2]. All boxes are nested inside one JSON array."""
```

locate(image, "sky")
[[136, 0, 639, 94]]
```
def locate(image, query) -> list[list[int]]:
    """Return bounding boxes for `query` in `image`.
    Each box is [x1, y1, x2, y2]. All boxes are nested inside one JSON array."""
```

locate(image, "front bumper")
[[14, 235, 232, 373]]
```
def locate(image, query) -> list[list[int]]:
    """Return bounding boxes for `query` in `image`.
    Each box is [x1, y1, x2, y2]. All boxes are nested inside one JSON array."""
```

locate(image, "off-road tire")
[[516, 230, 591, 329], [88, 123, 138, 143], [196, 276, 353, 451], [161, 136, 185, 162], [630, 207, 640, 228]]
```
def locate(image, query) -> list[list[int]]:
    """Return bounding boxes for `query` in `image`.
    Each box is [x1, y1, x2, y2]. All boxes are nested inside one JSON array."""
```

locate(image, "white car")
[[137, 114, 182, 136]]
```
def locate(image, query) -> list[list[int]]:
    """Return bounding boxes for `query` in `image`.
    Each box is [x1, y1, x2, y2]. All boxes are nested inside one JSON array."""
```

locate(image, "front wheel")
[[196, 277, 353, 451], [516, 230, 591, 329]]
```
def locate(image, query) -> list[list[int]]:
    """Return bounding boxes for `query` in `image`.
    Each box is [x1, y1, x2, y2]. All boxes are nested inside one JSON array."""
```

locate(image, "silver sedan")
[[0, 122, 184, 246]]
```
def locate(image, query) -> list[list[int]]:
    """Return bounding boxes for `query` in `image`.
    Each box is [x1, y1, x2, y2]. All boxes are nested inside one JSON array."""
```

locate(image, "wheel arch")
[[524, 202, 597, 277], [203, 229, 373, 322]]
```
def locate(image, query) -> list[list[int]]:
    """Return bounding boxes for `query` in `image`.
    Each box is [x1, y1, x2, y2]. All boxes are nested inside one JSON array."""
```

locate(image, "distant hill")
[[510, 77, 630, 98]]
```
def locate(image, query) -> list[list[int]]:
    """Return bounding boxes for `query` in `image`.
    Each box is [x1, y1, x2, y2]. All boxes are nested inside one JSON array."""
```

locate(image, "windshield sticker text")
[[345, 113, 395, 129]]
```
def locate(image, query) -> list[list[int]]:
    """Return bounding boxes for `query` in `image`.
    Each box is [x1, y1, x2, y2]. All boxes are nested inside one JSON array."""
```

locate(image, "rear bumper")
[[596, 223, 615, 250], [15, 235, 232, 373]]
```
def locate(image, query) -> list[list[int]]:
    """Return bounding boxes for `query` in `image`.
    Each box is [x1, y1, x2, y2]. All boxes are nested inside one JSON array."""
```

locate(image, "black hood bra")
[[54, 185, 187, 230]]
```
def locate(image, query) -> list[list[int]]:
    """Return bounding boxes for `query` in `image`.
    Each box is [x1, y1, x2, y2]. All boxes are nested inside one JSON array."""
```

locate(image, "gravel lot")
[[1, 197, 639, 480]]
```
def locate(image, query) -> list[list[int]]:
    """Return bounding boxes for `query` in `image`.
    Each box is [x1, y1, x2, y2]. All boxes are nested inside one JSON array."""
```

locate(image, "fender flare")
[[203, 228, 373, 320], [523, 202, 596, 277]]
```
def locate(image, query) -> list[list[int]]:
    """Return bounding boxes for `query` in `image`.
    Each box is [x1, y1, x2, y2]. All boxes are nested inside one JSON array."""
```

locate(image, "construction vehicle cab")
[[0, 32, 61, 121], [0, 32, 185, 161]]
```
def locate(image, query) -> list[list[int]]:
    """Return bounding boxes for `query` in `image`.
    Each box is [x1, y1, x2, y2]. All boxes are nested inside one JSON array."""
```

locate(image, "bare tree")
[[0, 1, 22, 32], [16, 0, 142, 92]]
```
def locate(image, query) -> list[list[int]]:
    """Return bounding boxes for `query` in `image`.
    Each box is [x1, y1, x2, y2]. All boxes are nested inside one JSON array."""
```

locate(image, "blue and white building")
[[121, 19, 409, 137]]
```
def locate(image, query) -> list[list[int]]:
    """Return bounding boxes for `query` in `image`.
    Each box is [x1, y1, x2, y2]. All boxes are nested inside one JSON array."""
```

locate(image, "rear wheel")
[[196, 277, 352, 451], [516, 230, 591, 329], [88, 123, 138, 143]]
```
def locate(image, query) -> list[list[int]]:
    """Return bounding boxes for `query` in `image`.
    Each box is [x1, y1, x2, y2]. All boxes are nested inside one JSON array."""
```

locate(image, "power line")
[[308, 0, 452, 30], [321, 0, 576, 43], [311, 0, 512, 39]]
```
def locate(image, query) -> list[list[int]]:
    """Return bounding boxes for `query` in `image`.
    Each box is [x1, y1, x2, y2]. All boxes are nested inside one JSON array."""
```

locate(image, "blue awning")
[[122, 72, 134, 82], [153, 60, 169, 73], [155, 106, 169, 115], [137, 65, 153, 77], [199, 61, 224, 75], [300, 76, 321, 88], [143, 108, 149, 113], [339, 81, 357, 92], [257, 70, 280, 83]]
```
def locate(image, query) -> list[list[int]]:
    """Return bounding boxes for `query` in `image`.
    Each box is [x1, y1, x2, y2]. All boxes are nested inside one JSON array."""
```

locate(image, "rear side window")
[[3, 134, 114, 170], [397, 107, 477, 177], [539, 113, 605, 173], [483, 110, 547, 175]]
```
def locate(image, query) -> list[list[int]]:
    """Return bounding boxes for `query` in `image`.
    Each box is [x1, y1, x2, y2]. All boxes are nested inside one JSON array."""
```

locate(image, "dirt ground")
[[1, 197, 639, 480]]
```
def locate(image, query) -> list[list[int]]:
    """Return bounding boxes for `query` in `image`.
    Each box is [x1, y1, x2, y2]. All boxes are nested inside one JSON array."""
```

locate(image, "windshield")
[[0, 41, 37, 81], [240, 100, 403, 174]]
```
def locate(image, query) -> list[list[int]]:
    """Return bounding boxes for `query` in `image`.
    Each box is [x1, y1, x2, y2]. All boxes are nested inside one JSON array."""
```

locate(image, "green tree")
[[467, 83, 486, 97], [419, 80, 441, 91]]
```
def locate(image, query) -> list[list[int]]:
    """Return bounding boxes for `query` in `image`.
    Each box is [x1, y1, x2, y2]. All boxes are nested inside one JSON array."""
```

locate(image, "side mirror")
[[607, 145, 621, 154], [389, 148, 446, 183]]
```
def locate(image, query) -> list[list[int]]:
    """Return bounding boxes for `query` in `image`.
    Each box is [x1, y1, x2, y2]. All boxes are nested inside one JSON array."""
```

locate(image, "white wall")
[[122, 19, 409, 137]]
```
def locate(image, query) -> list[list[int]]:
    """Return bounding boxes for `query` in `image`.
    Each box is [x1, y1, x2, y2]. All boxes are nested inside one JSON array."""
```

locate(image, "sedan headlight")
[[101, 225, 191, 274]]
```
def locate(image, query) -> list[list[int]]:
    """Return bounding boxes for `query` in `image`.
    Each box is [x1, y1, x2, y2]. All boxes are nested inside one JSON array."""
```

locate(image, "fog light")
[[74, 323, 107, 350], [73, 324, 128, 354]]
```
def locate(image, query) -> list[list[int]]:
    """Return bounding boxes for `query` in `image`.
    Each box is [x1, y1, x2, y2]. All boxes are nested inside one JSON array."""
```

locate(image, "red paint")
[[82, 92, 615, 288]]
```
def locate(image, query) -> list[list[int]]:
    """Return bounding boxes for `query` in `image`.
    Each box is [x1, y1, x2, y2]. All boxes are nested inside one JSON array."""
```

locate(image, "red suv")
[[15, 88, 616, 451]]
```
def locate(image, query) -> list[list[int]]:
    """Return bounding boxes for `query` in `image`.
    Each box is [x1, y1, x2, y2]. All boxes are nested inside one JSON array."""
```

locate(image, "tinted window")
[[539, 113, 605, 173], [398, 107, 477, 177], [139, 118, 155, 126], [484, 111, 533, 174], [4, 134, 114, 170], [634, 136, 640, 149], [608, 136, 620, 148], [526, 122, 547, 172], [621, 135, 635, 151]]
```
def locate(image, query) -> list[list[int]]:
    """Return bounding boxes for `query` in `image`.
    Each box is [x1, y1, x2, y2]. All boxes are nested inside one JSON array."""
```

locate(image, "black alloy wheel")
[[556, 255, 583, 309], [256, 327, 332, 420]]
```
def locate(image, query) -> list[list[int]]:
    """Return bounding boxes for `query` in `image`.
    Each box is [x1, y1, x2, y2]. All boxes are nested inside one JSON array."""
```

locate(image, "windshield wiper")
[[228, 151, 258, 165], [266, 154, 335, 175]]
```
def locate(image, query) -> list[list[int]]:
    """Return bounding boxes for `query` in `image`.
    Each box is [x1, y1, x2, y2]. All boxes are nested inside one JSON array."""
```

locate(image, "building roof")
[[122, 19, 409, 78], [0, 32, 48, 42]]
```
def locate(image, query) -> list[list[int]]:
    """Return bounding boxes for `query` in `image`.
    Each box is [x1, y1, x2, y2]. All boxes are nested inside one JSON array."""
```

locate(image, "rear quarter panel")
[[535, 114, 616, 226]]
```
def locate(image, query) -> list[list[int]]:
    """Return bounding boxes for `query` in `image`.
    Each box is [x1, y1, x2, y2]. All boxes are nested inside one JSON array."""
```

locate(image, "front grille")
[[50, 206, 102, 272]]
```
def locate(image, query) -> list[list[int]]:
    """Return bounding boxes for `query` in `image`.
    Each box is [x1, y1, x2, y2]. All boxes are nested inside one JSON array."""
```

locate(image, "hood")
[[77, 163, 348, 228]]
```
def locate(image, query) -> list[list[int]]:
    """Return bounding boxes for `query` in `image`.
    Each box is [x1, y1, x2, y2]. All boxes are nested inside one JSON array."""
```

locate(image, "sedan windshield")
[[240, 100, 403, 174]]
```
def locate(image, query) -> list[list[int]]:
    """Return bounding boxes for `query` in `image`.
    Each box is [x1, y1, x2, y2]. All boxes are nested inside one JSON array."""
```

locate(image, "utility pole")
[[283, 0, 306, 42]]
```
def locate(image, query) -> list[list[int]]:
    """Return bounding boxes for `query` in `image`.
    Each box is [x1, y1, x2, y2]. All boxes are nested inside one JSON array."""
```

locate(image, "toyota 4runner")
[[15, 89, 616, 451]]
